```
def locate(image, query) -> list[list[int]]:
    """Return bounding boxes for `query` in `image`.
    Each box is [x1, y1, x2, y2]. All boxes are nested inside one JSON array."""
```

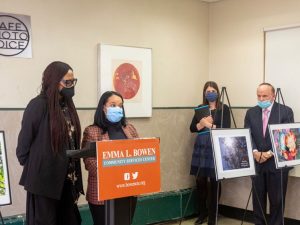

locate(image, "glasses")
[[61, 78, 77, 88]]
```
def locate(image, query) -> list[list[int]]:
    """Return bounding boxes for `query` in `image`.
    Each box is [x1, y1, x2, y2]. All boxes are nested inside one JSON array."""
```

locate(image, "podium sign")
[[97, 138, 160, 201]]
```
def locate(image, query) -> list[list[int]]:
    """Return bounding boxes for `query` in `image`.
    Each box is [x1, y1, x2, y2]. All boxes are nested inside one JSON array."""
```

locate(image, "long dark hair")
[[94, 91, 127, 134], [41, 61, 81, 153], [202, 81, 221, 108]]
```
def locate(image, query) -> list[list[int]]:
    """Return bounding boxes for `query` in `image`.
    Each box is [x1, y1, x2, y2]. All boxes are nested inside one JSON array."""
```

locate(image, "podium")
[[67, 138, 160, 225]]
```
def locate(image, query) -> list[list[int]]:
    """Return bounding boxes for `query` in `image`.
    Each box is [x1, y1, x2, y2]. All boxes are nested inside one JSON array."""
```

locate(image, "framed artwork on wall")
[[269, 123, 300, 168], [98, 44, 152, 117], [0, 131, 11, 205], [211, 128, 256, 180]]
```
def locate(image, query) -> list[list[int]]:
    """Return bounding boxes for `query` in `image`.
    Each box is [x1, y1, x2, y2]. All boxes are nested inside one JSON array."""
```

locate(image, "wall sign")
[[0, 12, 32, 58]]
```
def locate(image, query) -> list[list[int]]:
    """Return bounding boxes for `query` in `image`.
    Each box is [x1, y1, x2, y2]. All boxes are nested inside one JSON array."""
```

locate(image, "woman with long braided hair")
[[16, 61, 83, 225]]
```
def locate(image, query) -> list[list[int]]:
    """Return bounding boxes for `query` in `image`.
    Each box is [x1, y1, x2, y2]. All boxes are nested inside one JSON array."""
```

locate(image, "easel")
[[179, 87, 236, 225], [275, 88, 291, 225], [214, 87, 237, 225], [275, 88, 287, 225], [219, 87, 237, 129], [241, 176, 268, 225], [0, 209, 4, 225]]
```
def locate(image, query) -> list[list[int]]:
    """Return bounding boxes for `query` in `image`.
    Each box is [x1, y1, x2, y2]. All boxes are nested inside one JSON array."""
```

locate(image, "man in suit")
[[244, 83, 294, 225]]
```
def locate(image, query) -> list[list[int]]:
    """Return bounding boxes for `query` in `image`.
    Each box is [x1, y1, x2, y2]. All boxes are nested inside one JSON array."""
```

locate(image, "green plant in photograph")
[[0, 142, 5, 195], [0, 166, 5, 195]]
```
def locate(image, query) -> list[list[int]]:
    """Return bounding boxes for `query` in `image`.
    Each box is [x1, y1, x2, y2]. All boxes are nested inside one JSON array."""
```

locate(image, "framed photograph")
[[98, 44, 152, 117], [211, 128, 256, 180], [269, 123, 300, 168], [0, 131, 11, 205]]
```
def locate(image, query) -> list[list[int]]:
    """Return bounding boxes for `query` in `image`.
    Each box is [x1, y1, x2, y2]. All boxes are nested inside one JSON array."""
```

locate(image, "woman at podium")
[[82, 91, 139, 225]]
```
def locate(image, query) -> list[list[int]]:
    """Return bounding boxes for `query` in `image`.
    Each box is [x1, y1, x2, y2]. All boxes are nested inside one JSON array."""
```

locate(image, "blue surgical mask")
[[106, 107, 124, 123], [205, 92, 218, 102], [257, 100, 272, 109]]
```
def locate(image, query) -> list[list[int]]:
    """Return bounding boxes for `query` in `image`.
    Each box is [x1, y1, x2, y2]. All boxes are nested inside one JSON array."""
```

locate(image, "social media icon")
[[132, 172, 138, 180], [124, 173, 130, 181]]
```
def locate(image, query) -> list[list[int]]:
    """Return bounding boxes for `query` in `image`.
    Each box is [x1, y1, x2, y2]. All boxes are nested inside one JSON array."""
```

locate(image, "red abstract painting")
[[113, 63, 140, 99]]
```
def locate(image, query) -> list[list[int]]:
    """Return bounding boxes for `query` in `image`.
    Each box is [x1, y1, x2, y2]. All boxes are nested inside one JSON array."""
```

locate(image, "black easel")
[[214, 87, 237, 225], [241, 176, 268, 225], [275, 87, 291, 225], [0, 209, 4, 225], [219, 87, 237, 129], [179, 87, 236, 225], [276, 88, 284, 225]]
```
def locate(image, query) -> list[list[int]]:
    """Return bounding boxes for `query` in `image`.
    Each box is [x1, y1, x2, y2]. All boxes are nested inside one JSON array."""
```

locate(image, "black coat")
[[244, 101, 294, 173], [16, 95, 83, 200]]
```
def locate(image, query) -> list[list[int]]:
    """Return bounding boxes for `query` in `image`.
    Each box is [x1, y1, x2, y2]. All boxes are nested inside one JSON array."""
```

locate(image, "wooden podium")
[[67, 138, 160, 225]]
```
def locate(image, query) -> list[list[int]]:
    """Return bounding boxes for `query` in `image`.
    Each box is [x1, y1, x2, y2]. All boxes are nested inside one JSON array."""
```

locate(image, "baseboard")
[[4, 190, 300, 225], [2, 188, 199, 225], [132, 188, 198, 224], [219, 204, 300, 225]]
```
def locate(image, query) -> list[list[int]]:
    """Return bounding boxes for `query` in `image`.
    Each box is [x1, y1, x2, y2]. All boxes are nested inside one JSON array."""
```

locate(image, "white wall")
[[0, 0, 209, 217], [209, 0, 300, 219], [1, 0, 208, 108], [209, 0, 300, 107], [4, 0, 300, 220]]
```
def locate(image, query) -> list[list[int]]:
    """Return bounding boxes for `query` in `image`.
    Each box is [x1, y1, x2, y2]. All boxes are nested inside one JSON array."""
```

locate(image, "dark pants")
[[252, 170, 288, 225], [89, 203, 105, 225], [196, 177, 220, 225], [26, 181, 81, 225]]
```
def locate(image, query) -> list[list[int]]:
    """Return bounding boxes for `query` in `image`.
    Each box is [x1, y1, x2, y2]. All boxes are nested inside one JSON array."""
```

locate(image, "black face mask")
[[60, 87, 75, 99]]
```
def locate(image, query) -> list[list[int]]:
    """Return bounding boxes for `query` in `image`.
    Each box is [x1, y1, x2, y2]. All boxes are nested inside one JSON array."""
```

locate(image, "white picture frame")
[[269, 123, 300, 168], [0, 131, 11, 205], [98, 44, 152, 117], [211, 128, 256, 180]]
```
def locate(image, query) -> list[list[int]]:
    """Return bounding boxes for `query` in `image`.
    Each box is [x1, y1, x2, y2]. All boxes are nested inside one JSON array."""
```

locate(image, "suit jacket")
[[16, 95, 83, 199], [244, 101, 294, 172], [81, 124, 139, 205]]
